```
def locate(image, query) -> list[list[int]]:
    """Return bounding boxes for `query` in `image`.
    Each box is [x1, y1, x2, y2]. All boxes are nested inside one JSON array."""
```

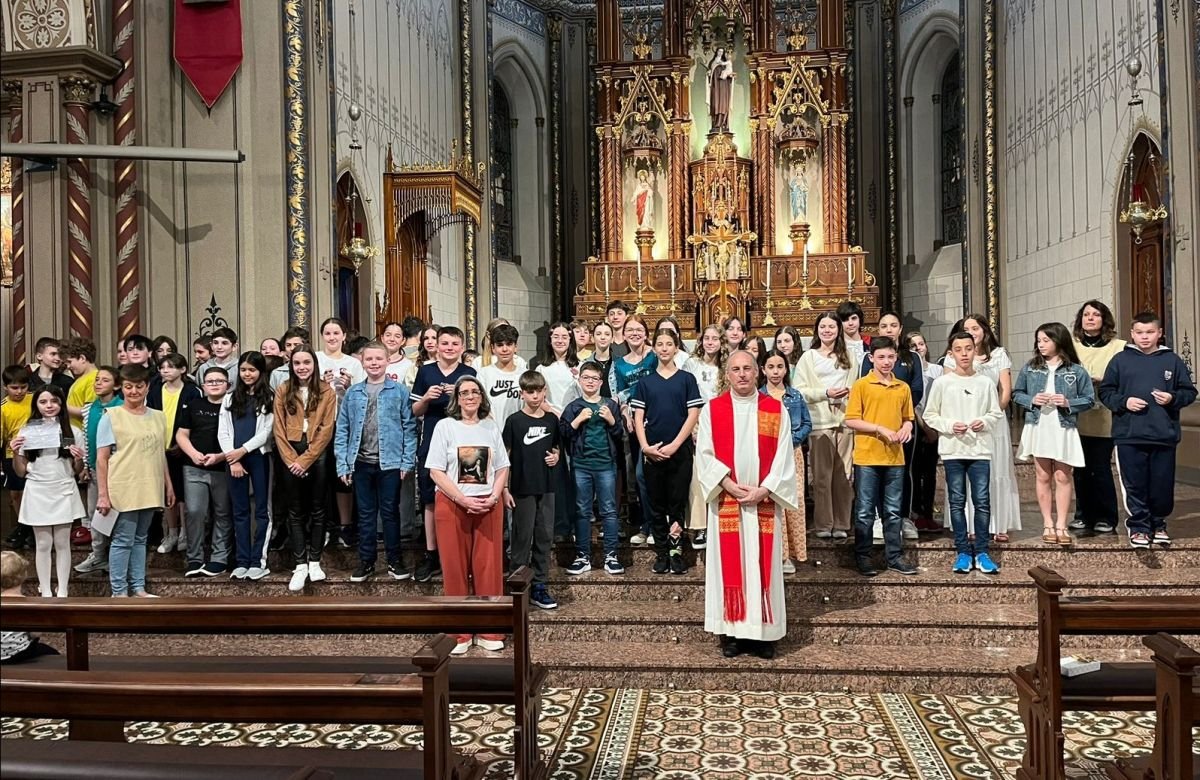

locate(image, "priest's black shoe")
[[855, 558, 879, 577], [721, 637, 742, 658], [752, 640, 776, 660]]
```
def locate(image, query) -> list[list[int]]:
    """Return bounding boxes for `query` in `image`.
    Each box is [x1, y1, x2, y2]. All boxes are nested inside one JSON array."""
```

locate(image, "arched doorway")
[[335, 172, 368, 333], [1121, 133, 1167, 320]]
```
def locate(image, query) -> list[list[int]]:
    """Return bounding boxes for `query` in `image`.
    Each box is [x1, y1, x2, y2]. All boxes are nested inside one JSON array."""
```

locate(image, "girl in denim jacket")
[[1013, 322, 1094, 545]]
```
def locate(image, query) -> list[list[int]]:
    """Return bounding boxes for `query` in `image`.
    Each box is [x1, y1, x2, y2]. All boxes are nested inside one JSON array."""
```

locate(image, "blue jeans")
[[229, 452, 272, 569], [944, 459, 991, 555], [354, 460, 403, 565], [109, 508, 156, 596], [853, 465, 905, 564], [628, 438, 652, 534], [575, 466, 620, 559]]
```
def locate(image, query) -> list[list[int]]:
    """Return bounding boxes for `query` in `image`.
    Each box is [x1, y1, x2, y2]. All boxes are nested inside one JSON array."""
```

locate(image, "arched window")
[[491, 81, 515, 263], [940, 52, 964, 244]]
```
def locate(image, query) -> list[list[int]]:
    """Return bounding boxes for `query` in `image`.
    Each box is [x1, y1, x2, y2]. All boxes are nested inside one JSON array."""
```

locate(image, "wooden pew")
[[0, 635, 478, 780], [1106, 632, 1200, 780], [1011, 566, 1200, 780], [0, 569, 545, 780]]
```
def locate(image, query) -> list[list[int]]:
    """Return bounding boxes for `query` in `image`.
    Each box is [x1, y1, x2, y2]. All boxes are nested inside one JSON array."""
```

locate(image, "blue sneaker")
[[952, 553, 973, 574], [530, 584, 558, 610], [974, 553, 1000, 574]]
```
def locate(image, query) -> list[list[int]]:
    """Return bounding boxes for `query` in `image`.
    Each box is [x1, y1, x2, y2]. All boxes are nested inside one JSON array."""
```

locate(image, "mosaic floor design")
[[3, 690, 1189, 779]]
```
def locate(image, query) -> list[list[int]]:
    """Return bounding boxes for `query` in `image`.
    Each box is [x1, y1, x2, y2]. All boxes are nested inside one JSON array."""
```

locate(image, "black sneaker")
[[693, 530, 707, 550], [338, 527, 356, 549], [388, 560, 412, 580], [350, 563, 375, 582], [752, 640, 776, 660], [414, 551, 440, 582], [268, 529, 289, 552], [1093, 521, 1116, 534], [184, 561, 206, 577], [530, 585, 558, 610], [4, 525, 33, 551], [888, 561, 919, 576], [651, 556, 670, 575], [199, 562, 227, 577], [855, 558, 879, 577], [669, 550, 686, 575]]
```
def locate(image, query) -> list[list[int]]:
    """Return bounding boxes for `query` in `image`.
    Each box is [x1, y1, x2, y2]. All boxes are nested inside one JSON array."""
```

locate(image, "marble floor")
[[2, 688, 1188, 779]]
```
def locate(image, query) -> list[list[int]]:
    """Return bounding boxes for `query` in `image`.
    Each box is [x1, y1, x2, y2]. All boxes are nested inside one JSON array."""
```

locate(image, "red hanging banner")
[[173, 0, 243, 110]]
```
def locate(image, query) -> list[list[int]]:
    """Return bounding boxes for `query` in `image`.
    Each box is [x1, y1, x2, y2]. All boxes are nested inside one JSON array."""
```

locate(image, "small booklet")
[[90, 509, 118, 537], [1061, 655, 1101, 677]]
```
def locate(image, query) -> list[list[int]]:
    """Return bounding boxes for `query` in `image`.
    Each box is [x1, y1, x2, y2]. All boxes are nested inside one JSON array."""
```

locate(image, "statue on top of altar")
[[632, 169, 656, 230], [705, 47, 735, 134]]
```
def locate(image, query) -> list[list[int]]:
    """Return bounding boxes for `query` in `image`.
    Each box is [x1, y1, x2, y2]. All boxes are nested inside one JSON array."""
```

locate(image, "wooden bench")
[[0, 569, 545, 780], [1011, 566, 1200, 780], [0, 634, 478, 780], [1106, 632, 1200, 780]]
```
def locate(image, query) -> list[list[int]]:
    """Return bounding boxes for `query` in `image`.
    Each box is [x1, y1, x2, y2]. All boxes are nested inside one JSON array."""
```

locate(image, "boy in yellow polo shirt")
[[843, 337, 916, 577]]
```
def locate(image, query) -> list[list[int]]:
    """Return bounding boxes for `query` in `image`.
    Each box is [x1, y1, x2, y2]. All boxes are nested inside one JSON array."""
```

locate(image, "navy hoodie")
[[1099, 345, 1197, 445]]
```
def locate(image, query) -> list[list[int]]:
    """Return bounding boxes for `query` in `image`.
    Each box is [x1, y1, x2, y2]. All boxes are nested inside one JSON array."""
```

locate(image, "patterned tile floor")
[[4, 689, 1192, 779]]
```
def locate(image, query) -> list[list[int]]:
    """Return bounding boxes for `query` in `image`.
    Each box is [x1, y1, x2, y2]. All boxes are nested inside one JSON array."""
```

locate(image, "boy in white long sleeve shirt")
[[922, 331, 1004, 574]]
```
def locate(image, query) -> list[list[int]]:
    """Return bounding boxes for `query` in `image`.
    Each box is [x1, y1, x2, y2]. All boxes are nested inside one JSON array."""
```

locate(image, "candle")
[[670, 264, 676, 290], [803, 242, 809, 277], [847, 256, 854, 287], [636, 255, 643, 282], [766, 258, 772, 291], [604, 265, 610, 300]]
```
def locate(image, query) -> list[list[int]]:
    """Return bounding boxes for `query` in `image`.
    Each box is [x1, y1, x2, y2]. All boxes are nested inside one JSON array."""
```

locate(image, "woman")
[[772, 326, 804, 381], [273, 347, 337, 593], [942, 314, 1021, 541], [683, 323, 728, 549], [722, 317, 746, 350], [1069, 300, 1125, 534], [793, 312, 855, 539], [610, 315, 657, 545], [761, 350, 812, 574], [425, 376, 510, 656]]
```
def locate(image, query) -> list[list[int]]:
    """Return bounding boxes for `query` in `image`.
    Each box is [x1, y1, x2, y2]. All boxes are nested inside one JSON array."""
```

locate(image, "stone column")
[[535, 116, 548, 276], [61, 75, 96, 339], [548, 15, 564, 316], [903, 95, 915, 264], [751, 119, 776, 255], [113, 0, 141, 339], [4, 80, 26, 362]]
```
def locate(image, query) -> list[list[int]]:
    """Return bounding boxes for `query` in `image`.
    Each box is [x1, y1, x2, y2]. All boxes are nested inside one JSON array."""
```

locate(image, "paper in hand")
[[90, 508, 117, 537], [18, 422, 62, 453]]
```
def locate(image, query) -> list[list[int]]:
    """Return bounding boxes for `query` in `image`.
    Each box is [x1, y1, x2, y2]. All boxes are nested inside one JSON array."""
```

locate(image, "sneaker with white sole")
[[530, 585, 558, 610], [1068, 518, 1088, 531], [1094, 521, 1116, 534], [902, 519, 919, 540], [288, 564, 309, 592], [308, 561, 327, 581], [474, 637, 505, 652], [199, 562, 227, 577], [229, 567, 249, 580], [832, 530, 848, 539], [175, 534, 188, 552], [1129, 533, 1151, 548], [629, 533, 648, 545], [451, 637, 473, 656], [781, 559, 796, 575], [246, 567, 270, 581], [1152, 530, 1171, 547], [74, 553, 108, 574], [566, 556, 592, 576], [952, 553, 973, 574], [693, 531, 707, 550], [184, 561, 205, 577], [815, 530, 833, 539], [156, 532, 179, 555], [646, 534, 656, 546], [604, 554, 624, 575]]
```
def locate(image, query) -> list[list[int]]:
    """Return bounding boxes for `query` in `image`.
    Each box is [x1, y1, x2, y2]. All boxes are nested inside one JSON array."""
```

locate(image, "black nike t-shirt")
[[176, 397, 225, 471], [501, 409, 561, 496]]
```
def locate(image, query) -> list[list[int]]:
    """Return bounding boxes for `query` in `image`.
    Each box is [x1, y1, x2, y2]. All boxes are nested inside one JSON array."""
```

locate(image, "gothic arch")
[[1112, 130, 1169, 332]]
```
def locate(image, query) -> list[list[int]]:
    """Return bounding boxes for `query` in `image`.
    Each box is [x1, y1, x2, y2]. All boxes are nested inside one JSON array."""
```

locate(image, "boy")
[[1, 365, 33, 550], [502, 371, 562, 609], [843, 337, 916, 577], [335, 342, 418, 582], [560, 362, 625, 577], [1100, 311, 1198, 548], [1, 551, 60, 663], [62, 338, 99, 425], [922, 331, 1004, 574], [29, 337, 74, 393], [606, 300, 630, 359], [477, 324, 524, 428], [123, 334, 155, 371], [175, 366, 234, 577], [195, 327, 239, 384], [837, 301, 870, 369], [74, 365, 124, 574], [411, 326, 476, 581]]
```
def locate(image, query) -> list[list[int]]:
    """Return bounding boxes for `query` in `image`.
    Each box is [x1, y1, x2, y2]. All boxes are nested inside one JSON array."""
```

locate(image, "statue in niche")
[[786, 160, 810, 223], [632, 168, 655, 230], [705, 47, 734, 134]]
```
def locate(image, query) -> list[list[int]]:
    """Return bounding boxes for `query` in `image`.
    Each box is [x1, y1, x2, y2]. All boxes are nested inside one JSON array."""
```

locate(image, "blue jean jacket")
[[333, 378, 419, 475], [1012, 362, 1094, 428], [762, 387, 813, 447]]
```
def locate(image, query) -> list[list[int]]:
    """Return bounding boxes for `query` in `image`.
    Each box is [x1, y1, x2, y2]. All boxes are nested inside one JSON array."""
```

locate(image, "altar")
[[572, 0, 880, 334]]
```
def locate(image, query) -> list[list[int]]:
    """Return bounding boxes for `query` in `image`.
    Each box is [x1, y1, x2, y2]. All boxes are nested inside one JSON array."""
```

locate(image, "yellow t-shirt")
[[68, 369, 98, 430], [161, 386, 182, 448], [845, 372, 915, 467], [2, 395, 33, 458]]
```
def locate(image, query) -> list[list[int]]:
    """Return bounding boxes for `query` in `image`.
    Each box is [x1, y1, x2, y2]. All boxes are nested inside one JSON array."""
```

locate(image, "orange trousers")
[[434, 493, 504, 642]]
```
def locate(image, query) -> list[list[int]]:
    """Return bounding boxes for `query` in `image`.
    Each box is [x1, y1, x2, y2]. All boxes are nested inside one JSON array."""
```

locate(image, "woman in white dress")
[[942, 315, 1021, 540], [1012, 323, 1094, 545]]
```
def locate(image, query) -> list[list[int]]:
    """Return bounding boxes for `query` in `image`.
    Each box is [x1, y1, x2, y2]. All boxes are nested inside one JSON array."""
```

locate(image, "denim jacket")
[[761, 387, 813, 447], [1012, 361, 1094, 428], [333, 378, 419, 475]]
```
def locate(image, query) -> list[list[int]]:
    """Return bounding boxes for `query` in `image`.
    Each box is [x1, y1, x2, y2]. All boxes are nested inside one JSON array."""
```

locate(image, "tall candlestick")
[[847, 256, 853, 288], [604, 265, 610, 300], [670, 263, 676, 291], [766, 257, 772, 291]]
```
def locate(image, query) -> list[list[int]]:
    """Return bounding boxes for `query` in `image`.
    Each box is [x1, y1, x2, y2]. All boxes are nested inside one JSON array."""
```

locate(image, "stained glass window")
[[491, 80, 514, 263], [940, 52, 964, 245]]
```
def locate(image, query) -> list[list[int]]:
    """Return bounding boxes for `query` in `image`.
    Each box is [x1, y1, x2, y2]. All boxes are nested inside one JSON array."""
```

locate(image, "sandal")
[[1042, 527, 1057, 544], [1055, 530, 1073, 546], [994, 533, 1009, 543]]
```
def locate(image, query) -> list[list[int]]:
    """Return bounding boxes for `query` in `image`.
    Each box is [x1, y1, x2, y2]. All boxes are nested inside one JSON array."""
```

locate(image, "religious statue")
[[632, 168, 655, 230], [705, 48, 735, 135], [786, 161, 809, 223]]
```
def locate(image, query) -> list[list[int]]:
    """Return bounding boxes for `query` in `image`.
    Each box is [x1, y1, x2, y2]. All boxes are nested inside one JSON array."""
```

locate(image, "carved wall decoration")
[[283, 0, 312, 328], [196, 293, 231, 338], [11, 0, 71, 50]]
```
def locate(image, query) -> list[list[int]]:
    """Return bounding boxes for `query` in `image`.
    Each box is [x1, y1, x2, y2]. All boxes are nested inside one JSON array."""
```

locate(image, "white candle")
[[803, 242, 809, 277], [637, 255, 643, 282], [670, 264, 676, 290], [766, 258, 772, 291], [847, 256, 854, 287], [604, 265, 610, 300]]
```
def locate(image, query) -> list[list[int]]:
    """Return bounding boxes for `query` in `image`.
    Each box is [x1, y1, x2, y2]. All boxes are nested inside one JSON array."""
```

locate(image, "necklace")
[[1079, 333, 1107, 348]]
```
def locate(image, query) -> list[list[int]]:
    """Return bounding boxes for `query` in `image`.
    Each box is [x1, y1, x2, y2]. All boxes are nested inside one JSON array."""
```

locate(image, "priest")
[[696, 350, 799, 659]]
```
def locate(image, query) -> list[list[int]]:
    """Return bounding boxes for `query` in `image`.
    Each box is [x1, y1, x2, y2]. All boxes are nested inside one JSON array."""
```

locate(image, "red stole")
[[710, 392, 780, 624]]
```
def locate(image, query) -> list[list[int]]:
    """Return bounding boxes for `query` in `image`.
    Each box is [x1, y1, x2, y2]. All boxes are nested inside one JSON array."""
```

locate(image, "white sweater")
[[921, 371, 1003, 460]]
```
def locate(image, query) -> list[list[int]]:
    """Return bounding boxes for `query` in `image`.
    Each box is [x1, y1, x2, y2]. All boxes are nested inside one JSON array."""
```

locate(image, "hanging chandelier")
[[1117, 149, 1168, 245]]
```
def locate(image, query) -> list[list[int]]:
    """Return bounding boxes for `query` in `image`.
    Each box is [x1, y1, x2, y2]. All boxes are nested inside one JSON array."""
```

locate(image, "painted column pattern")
[[983, 0, 998, 328], [668, 123, 688, 257], [821, 122, 837, 252], [459, 0, 477, 345], [883, 4, 899, 310], [113, 0, 141, 339], [4, 80, 26, 363], [62, 76, 96, 339], [548, 15, 563, 315], [283, 0, 312, 328]]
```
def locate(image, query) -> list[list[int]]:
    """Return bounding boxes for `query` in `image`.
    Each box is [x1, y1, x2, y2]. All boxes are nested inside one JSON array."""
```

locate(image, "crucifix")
[[687, 219, 757, 323]]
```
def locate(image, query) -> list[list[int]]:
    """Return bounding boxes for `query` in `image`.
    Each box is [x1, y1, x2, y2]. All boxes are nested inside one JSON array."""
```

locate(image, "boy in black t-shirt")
[[174, 366, 233, 577], [502, 371, 561, 610]]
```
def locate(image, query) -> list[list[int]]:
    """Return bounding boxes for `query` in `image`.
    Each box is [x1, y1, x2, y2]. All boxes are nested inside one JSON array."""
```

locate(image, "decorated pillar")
[[4, 80, 26, 363], [113, 0, 141, 339], [667, 120, 689, 257], [548, 15, 564, 315], [598, 124, 622, 263], [282, 0, 312, 329], [460, 0, 477, 344], [751, 118, 776, 255], [61, 76, 96, 339]]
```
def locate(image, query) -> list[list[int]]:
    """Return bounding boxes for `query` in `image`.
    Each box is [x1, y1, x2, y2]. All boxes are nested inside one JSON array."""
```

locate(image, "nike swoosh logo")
[[523, 430, 551, 446], [489, 386, 512, 397]]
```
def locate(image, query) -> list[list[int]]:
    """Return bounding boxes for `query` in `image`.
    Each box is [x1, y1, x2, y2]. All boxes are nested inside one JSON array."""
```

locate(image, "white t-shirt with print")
[[423, 418, 510, 497]]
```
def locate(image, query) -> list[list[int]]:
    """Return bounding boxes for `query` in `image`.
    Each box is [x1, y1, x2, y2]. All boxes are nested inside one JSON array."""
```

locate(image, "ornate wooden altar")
[[573, 0, 879, 335]]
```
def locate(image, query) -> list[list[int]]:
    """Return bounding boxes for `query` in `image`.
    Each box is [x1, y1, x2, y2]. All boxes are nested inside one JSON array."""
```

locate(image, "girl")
[[683, 323, 728, 549], [573, 320, 594, 361], [631, 328, 703, 575], [405, 325, 441, 388], [152, 336, 178, 361], [381, 321, 413, 384], [149, 353, 199, 555], [589, 322, 616, 398], [190, 336, 211, 373], [906, 332, 943, 531], [610, 315, 657, 545], [1070, 300, 1125, 534], [722, 316, 746, 350], [793, 312, 856, 539], [653, 316, 689, 368], [761, 350, 812, 574], [426, 376, 510, 655], [533, 321, 580, 409], [316, 317, 363, 548], [11, 386, 86, 597], [773, 326, 804, 382], [943, 314, 1021, 541], [260, 338, 282, 357], [220, 351, 276, 579], [273, 347, 337, 593], [1013, 323, 1093, 545], [744, 335, 768, 371]]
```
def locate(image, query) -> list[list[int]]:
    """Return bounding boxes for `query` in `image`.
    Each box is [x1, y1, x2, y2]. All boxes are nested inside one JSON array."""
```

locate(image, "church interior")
[[1, 0, 1199, 778]]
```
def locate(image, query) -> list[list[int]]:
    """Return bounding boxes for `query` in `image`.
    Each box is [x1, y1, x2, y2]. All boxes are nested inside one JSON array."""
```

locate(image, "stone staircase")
[[48, 525, 1200, 695]]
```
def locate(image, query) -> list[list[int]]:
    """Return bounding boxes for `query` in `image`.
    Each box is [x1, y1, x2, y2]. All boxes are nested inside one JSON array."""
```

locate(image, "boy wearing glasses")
[[560, 362, 625, 576], [174, 367, 234, 576]]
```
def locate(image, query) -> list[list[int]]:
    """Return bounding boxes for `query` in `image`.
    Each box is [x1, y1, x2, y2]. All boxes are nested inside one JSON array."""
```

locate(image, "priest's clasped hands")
[[720, 477, 771, 505]]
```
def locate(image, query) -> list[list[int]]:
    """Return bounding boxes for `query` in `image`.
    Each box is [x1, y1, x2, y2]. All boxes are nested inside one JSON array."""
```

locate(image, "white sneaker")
[[474, 636, 505, 652], [832, 530, 848, 539], [451, 637, 473, 656], [246, 567, 270, 581], [288, 564, 309, 592], [74, 553, 108, 573], [815, 530, 833, 539], [872, 519, 884, 543], [229, 567, 250, 580], [781, 559, 796, 574], [902, 518, 919, 540], [630, 533, 647, 545], [175, 534, 188, 552], [156, 532, 178, 555], [646, 534, 656, 546], [308, 561, 327, 582]]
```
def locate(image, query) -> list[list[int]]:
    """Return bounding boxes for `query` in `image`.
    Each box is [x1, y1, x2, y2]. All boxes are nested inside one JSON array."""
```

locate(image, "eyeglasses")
[[457, 389, 482, 397], [203, 379, 228, 385], [579, 375, 602, 382]]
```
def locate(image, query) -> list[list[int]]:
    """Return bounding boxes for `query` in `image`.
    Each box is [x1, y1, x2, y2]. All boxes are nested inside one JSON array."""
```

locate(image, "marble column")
[[61, 75, 96, 339]]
